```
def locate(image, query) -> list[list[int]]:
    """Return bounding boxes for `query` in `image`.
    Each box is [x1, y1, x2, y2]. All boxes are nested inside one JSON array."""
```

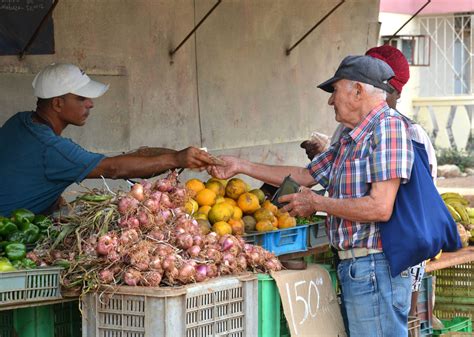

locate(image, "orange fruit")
[[208, 202, 234, 224], [197, 219, 211, 234], [237, 192, 260, 214], [185, 179, 205, 196], [208, 178, 228, 187], [254, 208, 274, 222], [198, 205, 212, 216], [194, 212, 208, 220], [242, 215, 257, 232], [256, 220, 274, 232], [232, 206, 243, 219], [184, 199, 199, 214], [195, 188, 217, 207], [215, 196, 226, 204], [205, 180, 225, 197], [224, 198, 237, 207], [277, 213, 296, 229], [228, 218, 245, 235], [250, 189, 265, 205], [225, 178, 248, 199], [270, 215, 279, 228], [212, 221, 232, 236], [262, 200, 278, 214]]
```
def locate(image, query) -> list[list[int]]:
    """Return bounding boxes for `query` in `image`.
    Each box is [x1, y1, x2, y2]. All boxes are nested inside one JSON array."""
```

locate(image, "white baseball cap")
[[32, 63, 109, 99]]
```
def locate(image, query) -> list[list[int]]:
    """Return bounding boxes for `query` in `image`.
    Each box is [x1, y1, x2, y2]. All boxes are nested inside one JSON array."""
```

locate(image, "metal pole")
[[19, 0, 59, 60], [286, 0, 345, 55], [387, 0, 431, 43], [169, 0, 222, 57]]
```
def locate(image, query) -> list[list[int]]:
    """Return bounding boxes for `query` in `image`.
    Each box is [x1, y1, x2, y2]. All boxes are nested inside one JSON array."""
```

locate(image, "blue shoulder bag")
[[379, 140, 462, 277]]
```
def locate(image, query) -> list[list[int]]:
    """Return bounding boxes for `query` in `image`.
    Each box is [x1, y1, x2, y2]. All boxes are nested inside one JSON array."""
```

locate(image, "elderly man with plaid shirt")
[[208, 55, 414, 337]]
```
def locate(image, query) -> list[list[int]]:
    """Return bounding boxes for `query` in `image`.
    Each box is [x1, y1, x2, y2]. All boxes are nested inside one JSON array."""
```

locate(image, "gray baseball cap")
[[317, 55, 395, 93]]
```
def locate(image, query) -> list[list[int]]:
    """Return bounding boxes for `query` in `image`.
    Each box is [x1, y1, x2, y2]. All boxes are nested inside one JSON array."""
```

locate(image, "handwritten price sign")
[[271, 264, 346, 337]]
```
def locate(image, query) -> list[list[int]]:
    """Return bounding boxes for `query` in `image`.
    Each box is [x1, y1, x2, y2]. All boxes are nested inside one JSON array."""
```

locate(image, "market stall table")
[[426, 246, 474, 272]]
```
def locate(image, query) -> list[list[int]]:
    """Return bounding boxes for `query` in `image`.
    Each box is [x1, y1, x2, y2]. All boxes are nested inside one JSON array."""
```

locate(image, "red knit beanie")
[[365, 45, 410, 93]]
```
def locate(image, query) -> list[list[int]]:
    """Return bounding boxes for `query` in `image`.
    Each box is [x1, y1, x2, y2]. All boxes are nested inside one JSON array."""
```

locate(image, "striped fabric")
[[308, 103, 414, 250]]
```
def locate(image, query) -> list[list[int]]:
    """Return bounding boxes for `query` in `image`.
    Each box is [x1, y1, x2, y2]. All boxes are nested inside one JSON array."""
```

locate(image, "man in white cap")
[[0, 63, 218, 216]]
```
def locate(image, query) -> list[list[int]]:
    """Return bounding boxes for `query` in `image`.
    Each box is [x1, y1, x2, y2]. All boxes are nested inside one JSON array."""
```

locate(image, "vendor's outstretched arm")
[[88, 146, 217, 179], [208, 155, 316, 187]]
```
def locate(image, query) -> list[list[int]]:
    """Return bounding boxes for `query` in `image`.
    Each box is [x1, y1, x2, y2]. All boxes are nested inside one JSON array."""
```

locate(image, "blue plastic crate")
[[307, 220, 329, 248], [418, 275, 433, 336], [244, 225, 308, 256]]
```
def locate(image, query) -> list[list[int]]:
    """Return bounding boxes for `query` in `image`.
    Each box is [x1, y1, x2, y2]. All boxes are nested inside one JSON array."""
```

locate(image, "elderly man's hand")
[[207, 155, 240, 179], [176, 147, 221, 169], [279, 186, 322, 217]]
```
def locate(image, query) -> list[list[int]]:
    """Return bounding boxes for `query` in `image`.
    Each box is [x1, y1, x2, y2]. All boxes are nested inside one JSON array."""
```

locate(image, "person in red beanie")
[[301, 45, 437, 324]]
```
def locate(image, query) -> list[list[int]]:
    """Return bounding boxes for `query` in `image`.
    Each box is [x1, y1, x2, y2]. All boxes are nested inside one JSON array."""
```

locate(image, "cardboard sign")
[[271, 264, 347, 337]]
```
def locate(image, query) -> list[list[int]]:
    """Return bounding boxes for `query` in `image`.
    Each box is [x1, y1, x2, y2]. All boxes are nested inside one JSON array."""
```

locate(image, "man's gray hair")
[[347, 80, 387, 100]]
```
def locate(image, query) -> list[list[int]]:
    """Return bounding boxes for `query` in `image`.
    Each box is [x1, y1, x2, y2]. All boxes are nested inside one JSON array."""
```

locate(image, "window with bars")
[[381, 35, 430, 66]]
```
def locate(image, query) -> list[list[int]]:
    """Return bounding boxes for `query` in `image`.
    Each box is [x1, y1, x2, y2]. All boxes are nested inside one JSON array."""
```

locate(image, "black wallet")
[[270, 175, 325, 208]]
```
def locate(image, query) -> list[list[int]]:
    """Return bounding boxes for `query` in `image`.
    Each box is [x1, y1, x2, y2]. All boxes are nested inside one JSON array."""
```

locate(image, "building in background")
[[379, 0, 473, 151]]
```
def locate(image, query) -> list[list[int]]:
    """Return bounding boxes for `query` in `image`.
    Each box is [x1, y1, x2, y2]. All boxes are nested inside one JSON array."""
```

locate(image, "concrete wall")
[[0, 0, 380, 191]]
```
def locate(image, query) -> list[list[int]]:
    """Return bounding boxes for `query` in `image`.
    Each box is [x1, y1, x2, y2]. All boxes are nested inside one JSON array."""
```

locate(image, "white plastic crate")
[[0, 267, 62, 308], [82, 274, 258, 337]]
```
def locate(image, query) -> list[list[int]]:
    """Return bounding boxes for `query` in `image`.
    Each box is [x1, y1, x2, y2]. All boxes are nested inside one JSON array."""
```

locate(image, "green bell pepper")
[[5, 243, 26, 261], [33, 215, 52, 231], [7, 231, 26, 244], [0, 219, 17, 237], [22, 223, 40, 244], [12, 258, 36, 270], [11, 209, 35, 226]]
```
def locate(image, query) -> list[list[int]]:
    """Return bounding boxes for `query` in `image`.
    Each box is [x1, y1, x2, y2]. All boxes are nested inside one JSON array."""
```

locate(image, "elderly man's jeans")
[[337, 253, 411, 337]]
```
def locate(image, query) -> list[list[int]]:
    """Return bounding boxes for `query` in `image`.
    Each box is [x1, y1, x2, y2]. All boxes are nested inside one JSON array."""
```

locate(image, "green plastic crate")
[[434, 304, 474, 322], [13, 305, 54, 337], [433, 317, 472, 336], [258, 274, 283, 337], [432, 261, 474, 305], [0, 310, 13, 337], [53, 301, 81, 337]]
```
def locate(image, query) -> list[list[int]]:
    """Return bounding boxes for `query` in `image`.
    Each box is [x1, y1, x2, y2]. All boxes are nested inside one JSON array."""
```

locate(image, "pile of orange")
[[184, 177, 296, 235]]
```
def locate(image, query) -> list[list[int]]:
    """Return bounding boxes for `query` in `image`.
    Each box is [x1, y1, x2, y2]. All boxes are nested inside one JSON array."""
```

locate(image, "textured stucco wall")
[[0, 0, 380, 191]]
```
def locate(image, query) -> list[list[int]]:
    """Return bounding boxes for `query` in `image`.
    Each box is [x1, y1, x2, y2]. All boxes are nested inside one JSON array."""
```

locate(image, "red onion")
[[149, 229, 165, 241], [96, 235, 115, 255], [192, 235, 203, 247], [117, 197, 139, 215], [160, 194, 173, 208], [130, 183, 145, 201], [236, 254, 248, 270], [107, 250, 120, 262], [137, 211, 149, 226], [149, 256, 163, 271], [99, 269, 114, 284], [206, 264, 218, 278], [195, 265, 208, 282], [124, 268, 142, 286], [150, 191, 162, 202], [205, 232, 218, 245], [220, 237, 234, 252], [176, 233, 193, 250], [120, 229, 139, 245], [187, 245, 201, 258], [160, 209, 171, 221], [162, 255, 177, 271], [141, 271, 162, 287], [144, 199, 159, 213], [178, 263, 196, 283], [155, 179, 173, 192], [142, 181, 152, 194]]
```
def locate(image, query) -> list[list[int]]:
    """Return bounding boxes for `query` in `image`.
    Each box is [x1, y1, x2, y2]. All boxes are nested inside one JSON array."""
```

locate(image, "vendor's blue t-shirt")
[[0, 111, 105, 216]]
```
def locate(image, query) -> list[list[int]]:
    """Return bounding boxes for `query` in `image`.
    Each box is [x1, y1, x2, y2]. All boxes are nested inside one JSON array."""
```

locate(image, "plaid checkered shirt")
[[307, 103, 414, 250]]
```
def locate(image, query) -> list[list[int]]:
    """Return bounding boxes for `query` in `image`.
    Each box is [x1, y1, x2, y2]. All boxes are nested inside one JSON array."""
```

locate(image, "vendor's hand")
[[207, 155, 241, 179], [279, 186, 322, 217], [176, 147, 221, 169]]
